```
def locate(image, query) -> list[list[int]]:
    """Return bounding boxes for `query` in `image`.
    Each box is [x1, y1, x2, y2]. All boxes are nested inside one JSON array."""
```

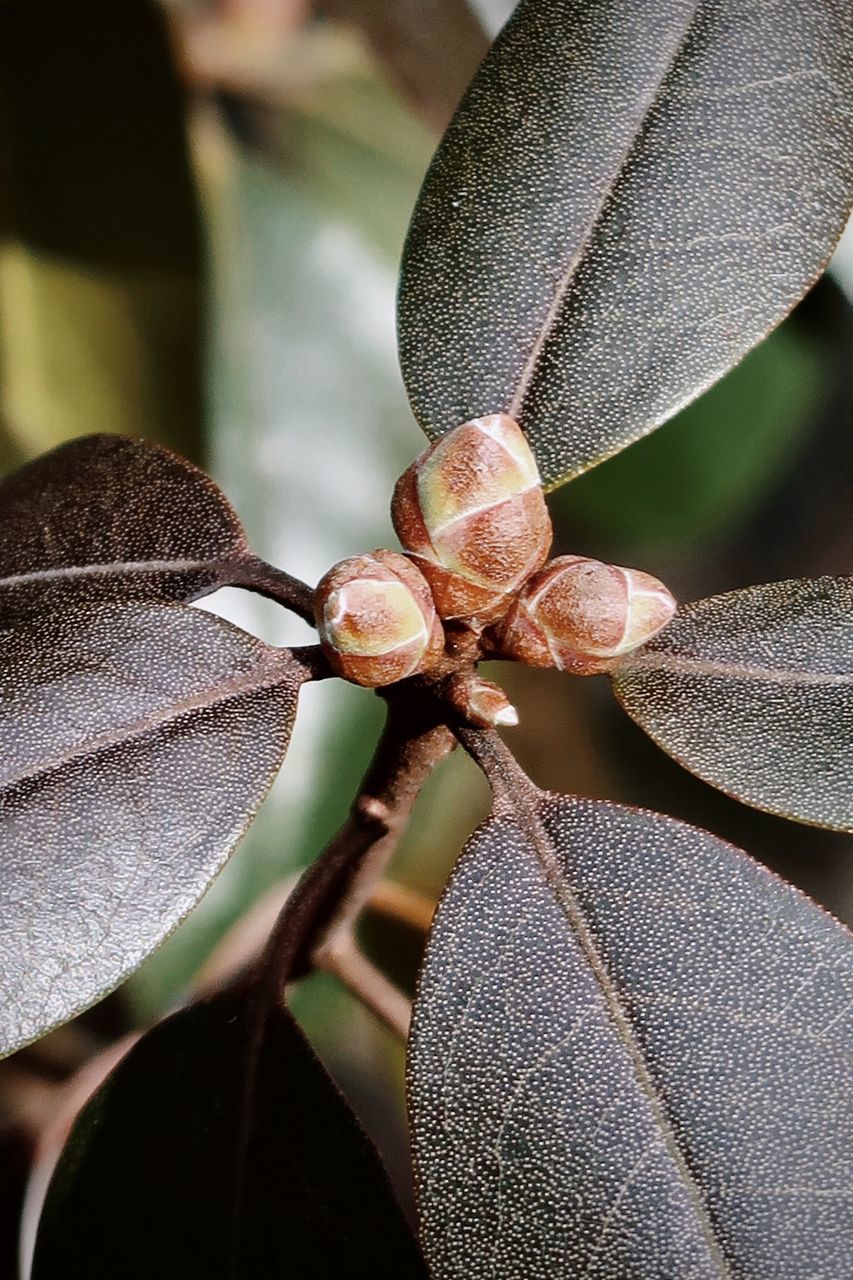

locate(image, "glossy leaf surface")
[[32, 990, 426, 1278], [613, 577, 853, 832], [0, 435, 248, 623], [0, 604, 302, 1058], [410, 794, 853, 1277], [398, 0, 853, 488]]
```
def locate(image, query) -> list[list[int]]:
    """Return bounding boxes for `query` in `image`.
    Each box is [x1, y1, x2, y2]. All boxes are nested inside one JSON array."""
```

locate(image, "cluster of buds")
[[314, 413, 676, 714]]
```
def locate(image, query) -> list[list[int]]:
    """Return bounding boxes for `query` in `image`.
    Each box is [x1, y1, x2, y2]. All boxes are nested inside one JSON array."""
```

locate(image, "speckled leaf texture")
[[613, 577, 853, 832], [33, 991, 427, 1278], [0, 604, 303, 1058], [397, 0, 853, 489], [0, 435, 249, 622], [409, 795, 853, 1278]]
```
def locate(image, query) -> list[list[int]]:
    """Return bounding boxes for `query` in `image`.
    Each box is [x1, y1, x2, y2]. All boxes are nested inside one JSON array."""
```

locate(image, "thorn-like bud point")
[[392, 414, 552, 625], [314, 550, 445, 686], [493, 555, 676, 674], [443, 674, 519, 729]]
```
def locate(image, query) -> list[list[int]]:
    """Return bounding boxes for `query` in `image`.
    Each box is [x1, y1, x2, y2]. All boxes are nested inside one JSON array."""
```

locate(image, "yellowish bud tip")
[[391, 414, 552, 624], [443, 674, 519, 728], [314, 550, 444, 686], [492, 555, 676, 674]]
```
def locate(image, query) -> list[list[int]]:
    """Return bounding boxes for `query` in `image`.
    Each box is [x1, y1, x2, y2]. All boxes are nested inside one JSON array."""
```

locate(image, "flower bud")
[[443, 674, 519, 729], [494, 555, 676, 674], [315, 550, 444, 686], [391, 414, 552, 625]]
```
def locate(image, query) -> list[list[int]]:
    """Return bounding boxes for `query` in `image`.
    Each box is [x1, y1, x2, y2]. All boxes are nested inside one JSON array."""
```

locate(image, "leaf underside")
[[613, 576, 853, 832], [409, 795, 853, 1278], [0, 435, 247, 624], [397, 0, 853, 488], [32, 990, 427, 1279], [0, 604, 301, 1059]]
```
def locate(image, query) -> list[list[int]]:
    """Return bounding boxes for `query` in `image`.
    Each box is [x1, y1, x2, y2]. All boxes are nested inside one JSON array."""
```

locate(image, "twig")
[[226, 553, 316, 626], [255, 686, 455, 1008], [288, 643, 334, 681], [368, 879, 435, 933], [316, 939, 411, 1040]]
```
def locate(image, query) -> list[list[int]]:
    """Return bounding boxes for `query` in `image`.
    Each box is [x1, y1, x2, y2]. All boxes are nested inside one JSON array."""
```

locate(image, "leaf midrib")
[[0, 648, 301, 795], [0, 556, 232, 592], [510, 788, 732, 1276], [620, 650, 853, 685], [507, 1, 704, 421]]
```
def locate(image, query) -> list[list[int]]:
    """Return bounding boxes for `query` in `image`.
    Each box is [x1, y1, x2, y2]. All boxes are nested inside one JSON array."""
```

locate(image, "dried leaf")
[[613, 577, 853, 832], [0, 604, 303, 1058], [398, 0, 853, 488], [410, 793, 853, 1276]]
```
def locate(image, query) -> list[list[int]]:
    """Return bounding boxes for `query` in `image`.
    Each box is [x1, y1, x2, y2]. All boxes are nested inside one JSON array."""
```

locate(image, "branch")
[[368, 879, 435, 933], [255, 687, 455, 1013], [316, 939, 412, 1040]]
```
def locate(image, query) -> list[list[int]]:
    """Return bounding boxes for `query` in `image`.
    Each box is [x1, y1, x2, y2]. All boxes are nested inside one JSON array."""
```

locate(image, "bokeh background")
[[1, 0, 851, 1263]]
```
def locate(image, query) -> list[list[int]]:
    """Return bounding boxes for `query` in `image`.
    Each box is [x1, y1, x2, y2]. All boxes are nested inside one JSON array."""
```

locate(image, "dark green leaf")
[[398, 0, 853, 488], [0, 604, 303, 1058], [32, 991, 426, 1279], [410, 793, 853, 1277], [0, 435, 248, 623], [613, 576, 853, 832]]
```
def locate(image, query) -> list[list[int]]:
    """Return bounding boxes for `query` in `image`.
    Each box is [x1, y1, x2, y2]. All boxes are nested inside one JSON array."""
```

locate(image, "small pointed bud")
[[494, 555, 676, 675], [443, 674, 519, 729], [314, 550, 444, 687], [391, 414, 552, 625]]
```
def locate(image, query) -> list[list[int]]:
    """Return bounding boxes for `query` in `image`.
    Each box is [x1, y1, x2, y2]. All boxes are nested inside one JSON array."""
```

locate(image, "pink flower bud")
[[314, 550, 445, 686], [391, 414, 552, 625], [494, 555, 676, 674]]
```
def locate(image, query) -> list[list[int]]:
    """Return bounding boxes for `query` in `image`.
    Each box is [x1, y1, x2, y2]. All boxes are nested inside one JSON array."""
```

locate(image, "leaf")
[[31, 990, 427, 1279], [324, 0, 489, 133], [0, 603, 304, 1058], [612, 577, 853, 833], [409, 792, 853, 1278], [397, 0, 853, 489], [0, 435, 249, 624], [0, 0, 203, 458], [553, 313, 824, 553]]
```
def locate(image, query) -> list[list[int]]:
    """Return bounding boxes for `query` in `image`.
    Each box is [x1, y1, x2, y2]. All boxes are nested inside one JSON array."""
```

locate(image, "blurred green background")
[[0, 0, 851, 1250]]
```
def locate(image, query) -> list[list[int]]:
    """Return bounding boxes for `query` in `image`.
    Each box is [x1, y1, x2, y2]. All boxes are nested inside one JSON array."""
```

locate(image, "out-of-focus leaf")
[[324, 0, 489, 133], [410, 793, 853, 1278], [0, 0, 203, 458], [555, 316, 824, 552], [398, 0, 853, 489], [0, 604, 304, 1059], [271, 58, 434, 262], [32, 990, 427, 1278], [613, 577, 853, 832], [0, 435, 251, 624]]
